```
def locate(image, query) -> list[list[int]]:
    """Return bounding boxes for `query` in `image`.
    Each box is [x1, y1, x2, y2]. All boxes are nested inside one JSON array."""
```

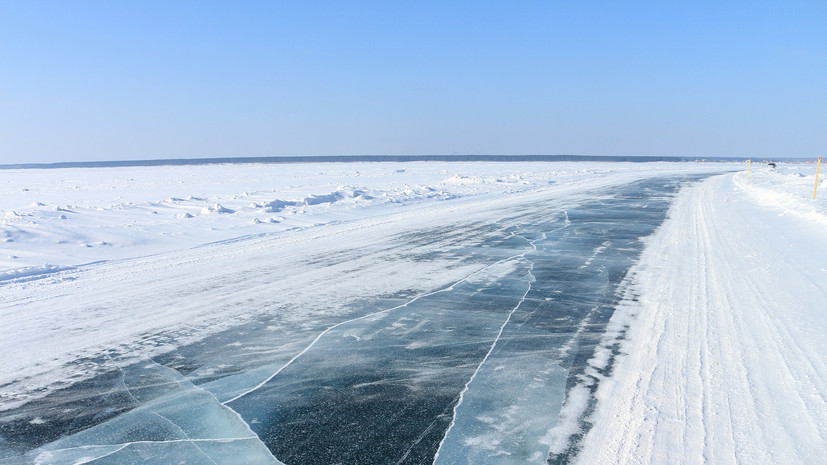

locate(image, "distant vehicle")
[[768, 162, 777, 169]]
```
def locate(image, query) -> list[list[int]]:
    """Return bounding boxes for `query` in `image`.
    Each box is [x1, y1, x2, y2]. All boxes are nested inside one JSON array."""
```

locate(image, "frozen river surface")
[[1, 173, 712, 464]]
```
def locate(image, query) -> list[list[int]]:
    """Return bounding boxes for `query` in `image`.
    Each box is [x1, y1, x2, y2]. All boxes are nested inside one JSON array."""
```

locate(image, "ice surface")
[[16, 362, 279, 464], [436, 177, 697, 464], [226, 253, 534, 464]]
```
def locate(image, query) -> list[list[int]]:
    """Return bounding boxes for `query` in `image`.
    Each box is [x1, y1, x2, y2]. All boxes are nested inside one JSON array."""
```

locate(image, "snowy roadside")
[[576, 165, 827, 464]]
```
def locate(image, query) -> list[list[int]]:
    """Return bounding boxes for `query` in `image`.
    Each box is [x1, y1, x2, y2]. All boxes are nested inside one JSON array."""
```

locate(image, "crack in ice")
[[222, 240, 537, 406], [394, 400, 458, 464], [149, 410, 220, 465], [35, 436, 262, 455], [105, 353, 142, 406], [90, 356, 284, 464], [433, 229, 539, 462]]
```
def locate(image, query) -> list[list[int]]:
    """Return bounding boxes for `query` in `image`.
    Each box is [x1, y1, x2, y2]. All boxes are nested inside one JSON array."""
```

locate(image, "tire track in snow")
[[576, 173, 827, 464]]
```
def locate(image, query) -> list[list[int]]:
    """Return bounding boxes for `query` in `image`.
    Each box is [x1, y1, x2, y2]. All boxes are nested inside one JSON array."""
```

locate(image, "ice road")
[[6, 162, 821, 464]]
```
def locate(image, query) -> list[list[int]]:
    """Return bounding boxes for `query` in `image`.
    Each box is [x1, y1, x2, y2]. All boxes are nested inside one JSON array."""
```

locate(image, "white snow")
[[576, 162, 827, 464]]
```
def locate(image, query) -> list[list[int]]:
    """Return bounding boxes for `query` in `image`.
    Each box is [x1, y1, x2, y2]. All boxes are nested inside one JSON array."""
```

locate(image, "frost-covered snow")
[[576, 162, 827, 464]]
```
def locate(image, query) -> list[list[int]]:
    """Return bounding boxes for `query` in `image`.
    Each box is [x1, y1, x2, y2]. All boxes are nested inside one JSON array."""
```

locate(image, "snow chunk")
[[201, 203, 235, 214], [3, 210, 23, 220], [443, 174, 485, 185]]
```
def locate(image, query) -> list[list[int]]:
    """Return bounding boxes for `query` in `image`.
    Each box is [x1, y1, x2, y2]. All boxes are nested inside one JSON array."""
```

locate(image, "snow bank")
[[734, 162, 827, 226], [577, 164, 827, 464], [0, 264, 74, 283]]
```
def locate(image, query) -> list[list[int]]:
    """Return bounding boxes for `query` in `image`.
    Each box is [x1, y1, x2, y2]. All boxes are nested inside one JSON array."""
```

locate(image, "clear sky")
[[1, 1, 825, 164]]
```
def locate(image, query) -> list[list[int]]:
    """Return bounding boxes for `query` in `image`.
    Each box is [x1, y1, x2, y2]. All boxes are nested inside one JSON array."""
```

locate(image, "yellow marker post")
[[814, 156, 822, 200], [747, 159, 751, 181]]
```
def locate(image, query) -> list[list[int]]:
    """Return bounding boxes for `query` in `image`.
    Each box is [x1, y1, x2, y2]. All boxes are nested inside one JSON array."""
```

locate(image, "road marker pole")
[[814, 156, 822, 200], [747, 159, 751, 181]]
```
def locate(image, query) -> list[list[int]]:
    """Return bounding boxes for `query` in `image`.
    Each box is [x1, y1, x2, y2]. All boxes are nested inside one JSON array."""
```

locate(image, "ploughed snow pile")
[[734, 163, 827, 226], [0, 264, 74, 283], [576, 163, 827, 464]]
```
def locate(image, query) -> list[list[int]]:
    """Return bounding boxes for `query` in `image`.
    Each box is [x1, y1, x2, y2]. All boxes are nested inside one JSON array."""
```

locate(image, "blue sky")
[[1, 1, 825, 163]]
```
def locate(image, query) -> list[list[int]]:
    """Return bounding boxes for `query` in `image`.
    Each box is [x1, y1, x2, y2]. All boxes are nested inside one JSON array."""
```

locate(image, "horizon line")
[[0, 154, 807, 170]]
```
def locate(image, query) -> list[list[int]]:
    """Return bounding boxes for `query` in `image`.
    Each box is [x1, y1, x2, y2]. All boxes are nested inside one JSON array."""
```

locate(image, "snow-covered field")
[[0, 162, 710, 275], [1, 160, 824, 464]]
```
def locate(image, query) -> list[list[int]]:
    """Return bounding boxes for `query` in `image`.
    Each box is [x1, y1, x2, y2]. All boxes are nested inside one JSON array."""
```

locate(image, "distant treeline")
[[0, 154, 782, 170]]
